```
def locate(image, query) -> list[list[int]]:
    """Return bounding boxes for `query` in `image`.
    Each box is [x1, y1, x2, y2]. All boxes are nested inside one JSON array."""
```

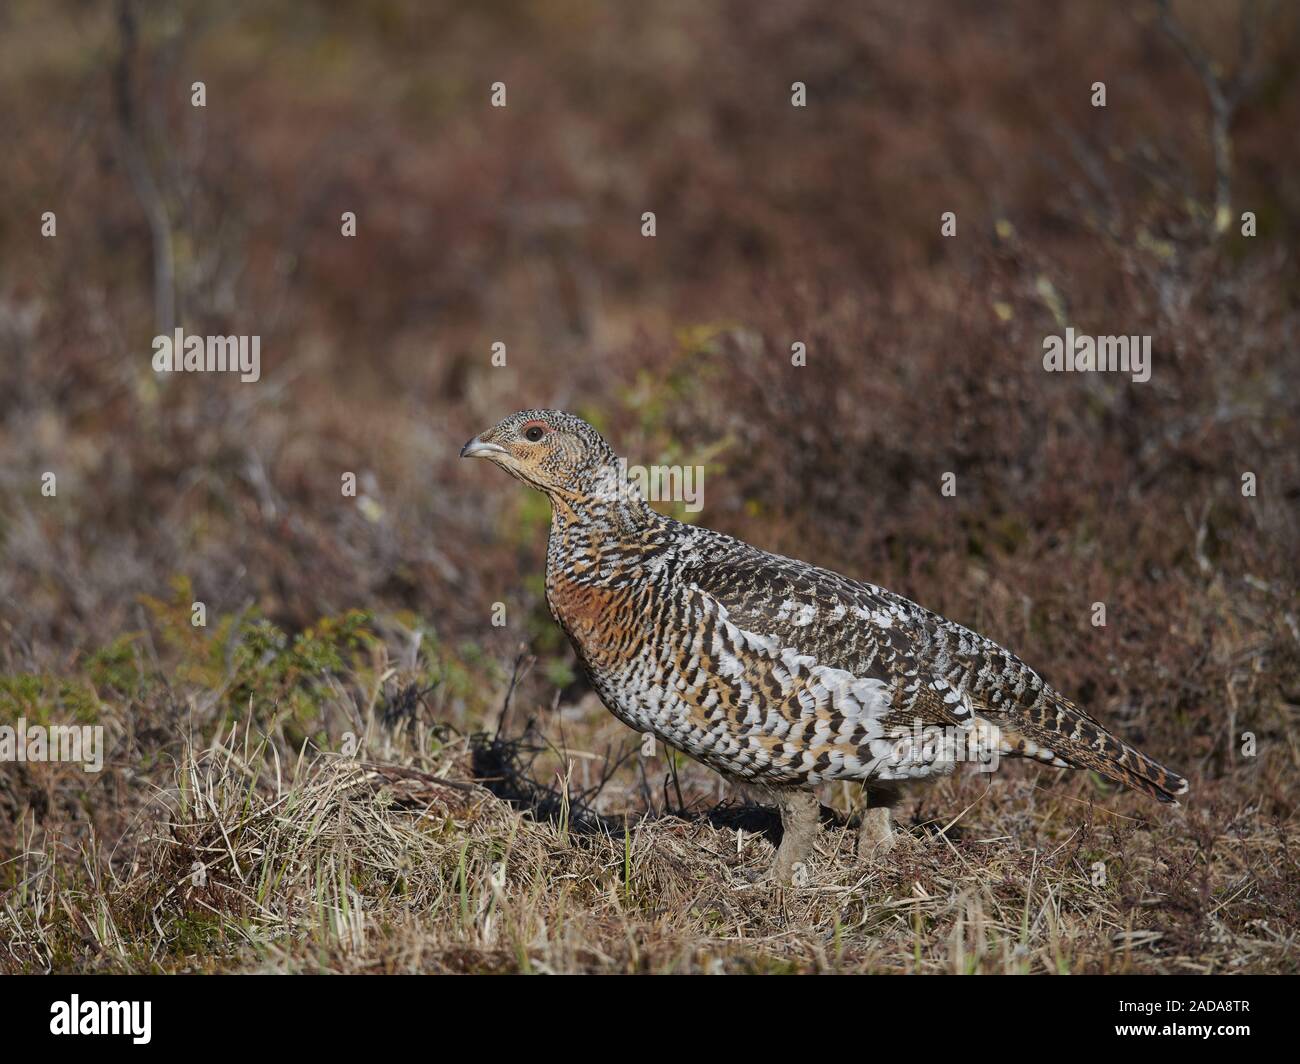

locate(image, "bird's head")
[[460, 409, 621, 502]]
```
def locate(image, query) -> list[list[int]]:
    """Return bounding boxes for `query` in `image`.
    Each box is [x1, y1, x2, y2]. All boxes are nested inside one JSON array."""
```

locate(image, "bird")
[[461, 409, 1189, 883]]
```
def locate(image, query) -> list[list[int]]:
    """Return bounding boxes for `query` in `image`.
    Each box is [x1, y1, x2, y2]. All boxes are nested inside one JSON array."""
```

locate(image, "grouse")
[[461, 410, 1189, 883]]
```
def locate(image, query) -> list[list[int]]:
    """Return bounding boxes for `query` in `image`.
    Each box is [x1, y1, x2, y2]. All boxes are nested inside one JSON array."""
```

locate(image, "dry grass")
[[1, 618, 1295, 974]]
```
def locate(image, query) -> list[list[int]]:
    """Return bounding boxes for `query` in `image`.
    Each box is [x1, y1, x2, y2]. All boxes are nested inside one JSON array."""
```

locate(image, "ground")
[[0, 602, 1294, 973]]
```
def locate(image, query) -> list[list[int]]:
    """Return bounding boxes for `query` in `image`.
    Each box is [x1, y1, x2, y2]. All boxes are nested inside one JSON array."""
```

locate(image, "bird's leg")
[[773, 789, 820, 885], [858, 786, 898, 856]]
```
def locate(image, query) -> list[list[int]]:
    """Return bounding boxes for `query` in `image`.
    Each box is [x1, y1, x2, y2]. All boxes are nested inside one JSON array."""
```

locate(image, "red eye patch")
[[520, 419, 551, 443]]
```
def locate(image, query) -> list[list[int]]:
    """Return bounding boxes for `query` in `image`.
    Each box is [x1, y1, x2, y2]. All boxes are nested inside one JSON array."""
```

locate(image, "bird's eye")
[[523, 425, 546, 443]]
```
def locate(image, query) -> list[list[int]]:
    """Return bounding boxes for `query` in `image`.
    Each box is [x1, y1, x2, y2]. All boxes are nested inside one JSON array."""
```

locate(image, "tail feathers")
[[1004, 691, 1190, 804], [1093, 741, 1189, 804]]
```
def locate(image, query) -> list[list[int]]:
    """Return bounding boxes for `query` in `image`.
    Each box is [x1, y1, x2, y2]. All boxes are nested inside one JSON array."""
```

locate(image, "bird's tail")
[[1020, 691, 1190, 804]]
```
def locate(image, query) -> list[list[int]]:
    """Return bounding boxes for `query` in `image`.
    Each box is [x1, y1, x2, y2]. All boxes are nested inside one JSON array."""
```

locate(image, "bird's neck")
[[545, 462, 668, 565], [549, 489, 660, 539]]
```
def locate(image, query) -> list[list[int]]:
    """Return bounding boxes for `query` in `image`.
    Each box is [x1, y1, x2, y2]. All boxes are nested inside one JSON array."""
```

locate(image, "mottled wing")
[[685, 540, 1188, 802]]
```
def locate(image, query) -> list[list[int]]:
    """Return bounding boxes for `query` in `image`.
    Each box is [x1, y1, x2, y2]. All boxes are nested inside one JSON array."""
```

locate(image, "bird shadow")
[[469, 731, 854, 848]]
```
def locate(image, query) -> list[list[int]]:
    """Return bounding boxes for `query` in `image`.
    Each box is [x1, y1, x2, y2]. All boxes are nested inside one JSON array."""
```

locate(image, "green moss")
[[0, 673, 102, 725], [166, 911, 226, 958], [86, 633, 148, 697], [543, 657, 576, 689], [506, 488, 553, 549], [222, 609, 377, 724]]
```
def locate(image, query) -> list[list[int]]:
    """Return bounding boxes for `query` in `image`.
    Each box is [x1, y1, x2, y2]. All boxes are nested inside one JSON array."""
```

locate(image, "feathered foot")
[[773, 789, 820, 886], [857, 787, 899, 858]]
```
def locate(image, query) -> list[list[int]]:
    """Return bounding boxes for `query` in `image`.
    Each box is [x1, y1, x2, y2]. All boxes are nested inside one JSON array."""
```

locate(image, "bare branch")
[[113, 0, 175, 336], [1155, 0, 1252, 236]]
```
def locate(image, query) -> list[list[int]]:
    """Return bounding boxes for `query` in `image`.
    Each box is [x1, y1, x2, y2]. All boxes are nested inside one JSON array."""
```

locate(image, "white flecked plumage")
[[462, 410, 1189, 881]]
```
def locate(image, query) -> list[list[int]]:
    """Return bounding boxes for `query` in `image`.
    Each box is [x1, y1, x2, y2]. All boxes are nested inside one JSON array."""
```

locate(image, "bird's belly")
[[551, 575, 959, 786], [583, 652, 959, 787]]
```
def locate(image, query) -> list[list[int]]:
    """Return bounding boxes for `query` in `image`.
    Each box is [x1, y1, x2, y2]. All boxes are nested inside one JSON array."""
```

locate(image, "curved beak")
[[460, 436, 509, 460]]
